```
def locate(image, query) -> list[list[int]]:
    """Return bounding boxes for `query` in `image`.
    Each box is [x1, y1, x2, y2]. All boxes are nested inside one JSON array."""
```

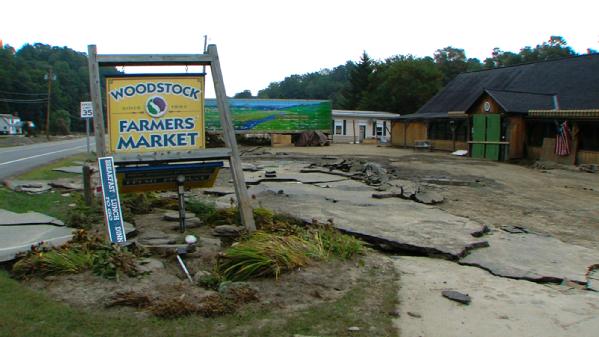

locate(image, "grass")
[[0, 187, 73, 220], [17, 152, 95, 180], [0, 153, 95, 220], [0, 260, 398, 337]]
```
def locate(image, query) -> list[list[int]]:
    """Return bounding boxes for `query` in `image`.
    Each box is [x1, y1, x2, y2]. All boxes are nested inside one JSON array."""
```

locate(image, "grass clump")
[[150, 298, 199, 319], [12, 248, 94, 277], [217, 232, 320, 281], [216, 210, 365, 282]]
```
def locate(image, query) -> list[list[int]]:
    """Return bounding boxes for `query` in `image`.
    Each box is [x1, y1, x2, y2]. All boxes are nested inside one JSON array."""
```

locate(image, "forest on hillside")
[[0, 43, 119, 134], [252, 36, 587, 114]]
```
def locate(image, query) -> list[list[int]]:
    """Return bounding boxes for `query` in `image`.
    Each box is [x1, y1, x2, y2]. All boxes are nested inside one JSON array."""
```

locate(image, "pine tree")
[[342, 51, 373, 110]]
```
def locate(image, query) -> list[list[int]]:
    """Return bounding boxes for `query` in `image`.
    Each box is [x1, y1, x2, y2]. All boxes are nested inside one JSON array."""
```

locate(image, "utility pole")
[[45, 67, 53, 140]]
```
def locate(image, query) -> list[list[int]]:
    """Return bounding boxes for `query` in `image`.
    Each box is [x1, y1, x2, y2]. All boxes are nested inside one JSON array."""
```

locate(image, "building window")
[[579, 122, 599, 151], [428, 120, 467, 141], [334, 120, 344, 135], [526, 121, 556, 147]]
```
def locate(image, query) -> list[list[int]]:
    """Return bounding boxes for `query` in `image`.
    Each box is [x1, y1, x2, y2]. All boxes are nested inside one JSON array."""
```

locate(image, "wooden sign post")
[[87, 44, 256, 232]]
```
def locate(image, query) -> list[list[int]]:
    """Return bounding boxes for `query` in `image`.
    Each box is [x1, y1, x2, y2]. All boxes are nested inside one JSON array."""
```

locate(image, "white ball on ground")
[[185, 235, 198, 244]]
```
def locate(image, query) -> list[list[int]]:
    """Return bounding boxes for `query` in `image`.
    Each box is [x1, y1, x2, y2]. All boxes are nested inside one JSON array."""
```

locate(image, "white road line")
[[0, 145, 87, 166], [0, 139, 89, 155]]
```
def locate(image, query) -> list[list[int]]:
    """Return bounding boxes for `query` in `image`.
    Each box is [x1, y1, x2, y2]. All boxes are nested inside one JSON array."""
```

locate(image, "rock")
[[138, 238, 177, 245], [163, 212, 198, 221], [61, 193, 71, 197], [407, 311, 422, 318], [136, 258, 164, 273], [347, 326, 360, 332], [414, 191, 444, 204], [193, 270, 212, 283], [213, 225, 244, 237], [442, 290, 471, 305]]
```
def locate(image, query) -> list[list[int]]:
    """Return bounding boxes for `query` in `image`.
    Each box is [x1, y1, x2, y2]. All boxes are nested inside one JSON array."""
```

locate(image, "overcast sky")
[[3, 0, 598, 97]]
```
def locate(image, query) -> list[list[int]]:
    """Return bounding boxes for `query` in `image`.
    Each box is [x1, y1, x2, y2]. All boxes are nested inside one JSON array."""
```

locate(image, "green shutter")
[[472, 115, 486, 159], [485, 114, 500, 160]]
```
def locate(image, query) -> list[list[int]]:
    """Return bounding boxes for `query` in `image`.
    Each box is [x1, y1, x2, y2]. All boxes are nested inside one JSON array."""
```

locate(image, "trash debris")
[[452, 150, 468, 156], [442, 290, 471, 305]]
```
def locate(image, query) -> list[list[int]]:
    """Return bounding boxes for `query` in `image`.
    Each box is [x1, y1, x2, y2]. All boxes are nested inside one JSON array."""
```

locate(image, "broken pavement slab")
[[459, 231, 599, 284], [0, 209, 65, 226], [48, 178, 83, 191], [394, 256, 599, 337], [240, 181, 487, 259], [52, 166, 83, 174], [3, 180, 52, 194]]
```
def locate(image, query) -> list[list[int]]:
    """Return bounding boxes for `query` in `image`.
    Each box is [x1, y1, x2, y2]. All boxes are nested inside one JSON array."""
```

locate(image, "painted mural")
[[205, 99, 331, 133]]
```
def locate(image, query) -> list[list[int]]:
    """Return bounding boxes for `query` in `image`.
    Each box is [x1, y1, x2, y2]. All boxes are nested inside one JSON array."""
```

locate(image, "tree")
[[233, 90, 253, 98], [360, 55, 443, 114], [434, 46, 469, 84], [342, 51, 373, 110]]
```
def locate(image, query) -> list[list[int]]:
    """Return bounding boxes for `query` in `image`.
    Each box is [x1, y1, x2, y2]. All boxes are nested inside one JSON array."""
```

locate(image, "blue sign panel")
[[98, 156, 126, 244]]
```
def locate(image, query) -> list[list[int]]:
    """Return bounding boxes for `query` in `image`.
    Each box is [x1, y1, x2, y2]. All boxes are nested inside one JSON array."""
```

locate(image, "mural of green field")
[[205, 99, 331, 133]]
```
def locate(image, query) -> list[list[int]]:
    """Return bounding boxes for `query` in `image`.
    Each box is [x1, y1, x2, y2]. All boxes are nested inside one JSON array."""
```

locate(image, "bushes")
[[12, 230, 141, 280]]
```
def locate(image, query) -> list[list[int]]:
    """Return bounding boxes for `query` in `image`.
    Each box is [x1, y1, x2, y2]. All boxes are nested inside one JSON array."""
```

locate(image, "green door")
[[485, 114, 500, 160], [472, 115, 486, 159], [471, 114, 501, 160]]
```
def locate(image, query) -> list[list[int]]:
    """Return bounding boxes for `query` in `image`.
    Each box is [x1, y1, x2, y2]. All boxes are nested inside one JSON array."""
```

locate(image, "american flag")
[[555, 121, 571, 156]]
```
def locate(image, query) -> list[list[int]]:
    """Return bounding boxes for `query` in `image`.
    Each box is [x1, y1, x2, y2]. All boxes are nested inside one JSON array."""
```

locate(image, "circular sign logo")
[[146, 96, 168, 118]]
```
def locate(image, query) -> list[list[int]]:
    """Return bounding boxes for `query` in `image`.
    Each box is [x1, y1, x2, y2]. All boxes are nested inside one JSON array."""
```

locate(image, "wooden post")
[[208, 44, 256, 232], [87, 45, 107, 156], [82, 164, 93, 206]]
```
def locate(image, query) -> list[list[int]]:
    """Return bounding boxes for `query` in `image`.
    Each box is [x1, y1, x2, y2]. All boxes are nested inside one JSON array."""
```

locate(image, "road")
[[0, 137, 94, 180]]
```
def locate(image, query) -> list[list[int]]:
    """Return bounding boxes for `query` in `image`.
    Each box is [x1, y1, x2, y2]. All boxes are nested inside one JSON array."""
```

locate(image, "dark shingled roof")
[[402, 54, 599, 119]]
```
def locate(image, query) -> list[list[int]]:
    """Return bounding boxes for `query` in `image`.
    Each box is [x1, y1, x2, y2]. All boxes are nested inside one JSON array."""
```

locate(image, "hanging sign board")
[[116, 162, 223, 193], [106, 74, 205, 154], [98, 156, 126, 244]]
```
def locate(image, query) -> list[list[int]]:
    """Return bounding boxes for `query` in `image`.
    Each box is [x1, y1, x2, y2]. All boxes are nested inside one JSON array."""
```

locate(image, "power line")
[[0, 89, 48, 96], [0, 97, 48, 103]]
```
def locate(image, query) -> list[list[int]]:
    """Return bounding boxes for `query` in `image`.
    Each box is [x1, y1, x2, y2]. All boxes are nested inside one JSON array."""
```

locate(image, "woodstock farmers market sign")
[[106, 74, 205, 154]]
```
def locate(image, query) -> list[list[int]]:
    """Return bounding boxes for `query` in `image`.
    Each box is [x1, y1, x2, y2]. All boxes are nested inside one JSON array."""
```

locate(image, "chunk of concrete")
[[459, 231, 599, 284], [48, 178, 83, 190], [414, 191, 444, 205], [0, 225, 73, 262], [213, 225, 244, 237], [4, 180, 52, 194], [0, 209, 64, 226], [52, 166, 83, 174], [441, 290, 471, 305]]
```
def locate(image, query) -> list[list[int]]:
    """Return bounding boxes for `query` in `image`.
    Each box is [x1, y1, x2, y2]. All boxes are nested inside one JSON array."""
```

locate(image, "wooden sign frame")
[[87, 44, 256, 231]]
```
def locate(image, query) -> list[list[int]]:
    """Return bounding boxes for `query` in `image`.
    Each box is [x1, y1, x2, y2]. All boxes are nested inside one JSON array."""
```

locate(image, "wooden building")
[[391, 54, 599, 164]]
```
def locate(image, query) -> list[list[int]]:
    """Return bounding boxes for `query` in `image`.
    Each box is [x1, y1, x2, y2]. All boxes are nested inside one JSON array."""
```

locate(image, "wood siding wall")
[[578, 151, 599, 164], [430, 140, 468, 151], [508, 116, 525, 159], [391, 121, 427, 147]]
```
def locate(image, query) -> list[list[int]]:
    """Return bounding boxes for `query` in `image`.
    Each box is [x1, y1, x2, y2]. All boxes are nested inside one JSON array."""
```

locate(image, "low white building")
[[332, 110, 399, 144]]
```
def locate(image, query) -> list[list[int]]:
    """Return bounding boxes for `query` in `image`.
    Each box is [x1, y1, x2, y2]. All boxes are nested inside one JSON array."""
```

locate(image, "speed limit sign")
[[80, 101, 93, 119]]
